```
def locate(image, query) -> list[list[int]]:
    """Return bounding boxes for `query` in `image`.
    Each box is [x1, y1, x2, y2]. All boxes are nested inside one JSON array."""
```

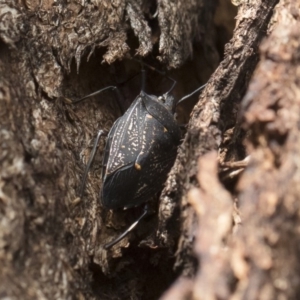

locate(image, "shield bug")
[[71, 61, 206, 249]]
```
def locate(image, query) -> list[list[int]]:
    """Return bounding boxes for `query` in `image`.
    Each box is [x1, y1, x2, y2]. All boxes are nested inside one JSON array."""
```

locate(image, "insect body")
[[71, 63, 206, 249], [102, 91, 181, 210]]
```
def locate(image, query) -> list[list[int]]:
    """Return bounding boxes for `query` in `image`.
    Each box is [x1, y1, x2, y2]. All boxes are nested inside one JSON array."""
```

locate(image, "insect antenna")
[[176, 83, 207, 106], [132, 58, 177, 94], [141, 62, 146, 92]]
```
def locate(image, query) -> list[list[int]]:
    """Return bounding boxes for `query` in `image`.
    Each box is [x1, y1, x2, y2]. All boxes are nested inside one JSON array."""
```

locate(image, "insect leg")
[[79, 129, 107, 198], [103, 204, 150, 250], [71, 86, 125, 114]]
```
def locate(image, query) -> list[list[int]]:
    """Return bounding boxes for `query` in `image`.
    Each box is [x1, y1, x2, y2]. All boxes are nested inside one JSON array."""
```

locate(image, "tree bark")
[[157, 0, 278, 273], [161, 0, 300, 299], [2, 0, 299, 299]]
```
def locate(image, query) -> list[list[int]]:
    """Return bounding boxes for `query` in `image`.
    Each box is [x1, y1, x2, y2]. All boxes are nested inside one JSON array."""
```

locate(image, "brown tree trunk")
[[1, 0, 299, 299]]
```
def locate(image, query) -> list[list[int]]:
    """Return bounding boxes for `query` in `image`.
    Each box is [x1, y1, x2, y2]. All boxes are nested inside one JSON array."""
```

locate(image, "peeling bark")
[[0, 0, 218, 298], [161, 1, 300, 300], [232, 2, 300, 298], [157, 0, 278, 268], [2, 0, 299, 299]]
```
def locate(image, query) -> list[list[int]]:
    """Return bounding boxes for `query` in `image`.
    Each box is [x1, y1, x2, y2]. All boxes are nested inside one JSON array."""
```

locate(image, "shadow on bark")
[[2, 1, 299, 299]]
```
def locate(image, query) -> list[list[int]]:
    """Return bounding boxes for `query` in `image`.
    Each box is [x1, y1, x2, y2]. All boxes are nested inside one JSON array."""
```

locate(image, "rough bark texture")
[[157, 0, 278, 268], [161, 0, 300, 299], [1, 0, 299, 299], [0, 0, 218, 298]]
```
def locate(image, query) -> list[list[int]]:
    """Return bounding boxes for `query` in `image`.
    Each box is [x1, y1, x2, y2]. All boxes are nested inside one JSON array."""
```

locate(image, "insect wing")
[[101, 95, 148, 209], [129, 113, 179, 205], [104, 95, 146, 177], [102, 93, 181, 209], [141, 93, 181, 145], [101, 118, 121, 179]]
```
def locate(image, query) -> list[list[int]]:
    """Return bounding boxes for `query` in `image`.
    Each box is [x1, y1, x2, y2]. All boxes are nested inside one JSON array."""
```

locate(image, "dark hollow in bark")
[[3, 0, 299, 299]]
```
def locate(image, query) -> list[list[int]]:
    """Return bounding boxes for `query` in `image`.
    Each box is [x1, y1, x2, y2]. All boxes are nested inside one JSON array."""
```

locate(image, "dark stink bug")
[[72, 62, 206, 249], [103, 91, 181, 209]]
